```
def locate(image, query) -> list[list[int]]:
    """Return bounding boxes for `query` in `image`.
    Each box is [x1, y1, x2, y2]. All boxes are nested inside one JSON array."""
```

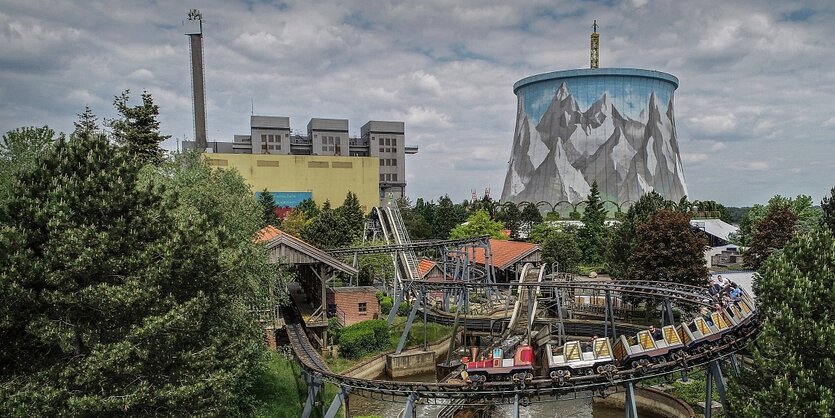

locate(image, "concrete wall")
[[594, 387, 695, 418], [342, 334, 456, 380], [203, 153, 379, 211]]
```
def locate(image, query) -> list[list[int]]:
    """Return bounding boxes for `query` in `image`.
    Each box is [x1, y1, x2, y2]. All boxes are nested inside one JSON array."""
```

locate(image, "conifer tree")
[[577, 181, 608, 264], [0, 133, 263, 415], [730, 229, 835, 416], [109, 90, 170, 165], [72, 106, 98, 137], [336, 191, 365, 241], [258, 189, 280, 227], [0, 126, 56, 205], [821, 186, 835, 233]]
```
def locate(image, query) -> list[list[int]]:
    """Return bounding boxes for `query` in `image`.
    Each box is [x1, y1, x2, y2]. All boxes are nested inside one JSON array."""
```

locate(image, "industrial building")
[[183, 116, 418, 210], [500, 23, 688, 213]]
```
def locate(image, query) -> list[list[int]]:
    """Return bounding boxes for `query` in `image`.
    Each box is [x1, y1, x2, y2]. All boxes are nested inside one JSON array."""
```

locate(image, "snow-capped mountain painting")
[[501, 79, 688, 210]]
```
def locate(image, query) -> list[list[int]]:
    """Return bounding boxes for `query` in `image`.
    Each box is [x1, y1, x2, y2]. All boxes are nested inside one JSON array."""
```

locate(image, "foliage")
[[433, 195, 468, 238], [450, 209, 508, 240], [397, 301, 412, 317], [379, 296, 394, 315], [730, 229, 835, 417], [258, 189, 280, 227], [0, 135, 265, 416], [72, 106, 99, 137], [295, 198, 320, 219], [624, 209, 708, 286], [605, 192, 676, 279], [281, 209, 309, 238], [530, 224, 582, 273], [302, 201, 351, 249], [339, 320, 391, 359], [744, 202, 798, 271], [497, 203, 521, 239], [569, 210, 581, 220], [0, 126, 57, 205], [349, 240, 394, 287], [399, 197, 433, 239], [109, 90, 170, 166], [544, 211, 561, 221], [253, 351, 342, 418], [520, 203, 544, 232], [577, 181, 608, 264], [735, 195, 821, 246], [822, 186, 835, 233], [335, 191, 366, 243], [328, 317, 343, 345]]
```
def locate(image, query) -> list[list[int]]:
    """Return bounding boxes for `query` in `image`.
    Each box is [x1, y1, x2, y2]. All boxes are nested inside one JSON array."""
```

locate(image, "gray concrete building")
[[186, 116, 418, 205]]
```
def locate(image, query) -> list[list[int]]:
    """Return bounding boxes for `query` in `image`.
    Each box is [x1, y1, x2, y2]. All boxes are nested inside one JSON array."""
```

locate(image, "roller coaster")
[[285, 202, 762, 418]]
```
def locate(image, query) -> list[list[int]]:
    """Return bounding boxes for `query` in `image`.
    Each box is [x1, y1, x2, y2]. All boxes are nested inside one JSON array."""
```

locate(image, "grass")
[[325, 317, 452, 374], [638, 370, 725, 418], [253, 350, 343, 418]]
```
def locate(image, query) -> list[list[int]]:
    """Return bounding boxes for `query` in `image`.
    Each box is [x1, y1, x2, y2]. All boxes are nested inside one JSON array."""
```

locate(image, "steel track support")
[[554, 286, 566, 346], [513, 393, 520, 418], [527, 281, 535, 343], [663, 298, 675, 327], [403, 393, 417, 418], [709, 359, 729, 416], [301, 373, 322, 418], [605, 290, 617, 340], [396, 287, 424, 354], [624, 381, 638, 418], [705, 366, 714, 418], [323, 385, 351, 418], [730, 354, 741, 377], [445, 293, 466, 364], [387, 290, 403, 326]]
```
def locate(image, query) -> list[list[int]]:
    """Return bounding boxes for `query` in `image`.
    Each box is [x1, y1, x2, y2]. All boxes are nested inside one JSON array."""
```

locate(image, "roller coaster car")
[[677, 316, 721, 352], [547, 338, 614, 378], [612, 325, 683, 369], [463, 346, 534, 383]]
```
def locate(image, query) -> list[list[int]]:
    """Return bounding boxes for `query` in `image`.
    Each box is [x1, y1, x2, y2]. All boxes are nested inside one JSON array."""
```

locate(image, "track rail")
[[284, 280, 761, 400]]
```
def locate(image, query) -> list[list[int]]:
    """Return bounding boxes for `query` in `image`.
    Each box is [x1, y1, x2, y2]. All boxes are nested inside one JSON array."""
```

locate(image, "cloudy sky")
[[1, 0, 833, 206]]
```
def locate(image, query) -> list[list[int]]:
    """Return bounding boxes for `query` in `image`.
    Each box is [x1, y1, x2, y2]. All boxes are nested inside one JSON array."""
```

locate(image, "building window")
[[261, 134, 267, 141], [380, 174, 385, 182], [358, 302, 367, 314], [277, 144, 282, 150], [392, 174, 398, 181], [392, 138, 397, 147], [392, 159, 397, 166], [380, 158, 385, 166]]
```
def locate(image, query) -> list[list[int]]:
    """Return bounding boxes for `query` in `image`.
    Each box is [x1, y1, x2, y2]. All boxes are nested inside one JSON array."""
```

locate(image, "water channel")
[[347, 373, 651, 418]]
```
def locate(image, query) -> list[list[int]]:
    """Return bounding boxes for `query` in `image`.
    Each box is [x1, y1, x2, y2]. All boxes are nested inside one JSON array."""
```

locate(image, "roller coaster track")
[[284, 279, 761, 401], [326, 235, 492, 257]]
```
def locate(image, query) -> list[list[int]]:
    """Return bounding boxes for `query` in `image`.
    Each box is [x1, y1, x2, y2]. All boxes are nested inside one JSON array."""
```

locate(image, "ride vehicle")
[[546, 337, 614, 382], [462, 343, 534, 384], [612, 325, 684, 370]]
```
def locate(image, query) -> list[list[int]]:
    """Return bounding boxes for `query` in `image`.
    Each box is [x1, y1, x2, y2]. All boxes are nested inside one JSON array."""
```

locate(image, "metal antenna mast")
[[590, 20, 600, 69]]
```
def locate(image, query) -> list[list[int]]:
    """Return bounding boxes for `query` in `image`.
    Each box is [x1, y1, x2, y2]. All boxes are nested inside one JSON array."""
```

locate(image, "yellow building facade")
[[204, 153, 380, 211]]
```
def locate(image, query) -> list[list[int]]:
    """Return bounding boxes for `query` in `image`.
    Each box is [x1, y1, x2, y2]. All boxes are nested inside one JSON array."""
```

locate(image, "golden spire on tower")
[[590, 20, 600, 69]]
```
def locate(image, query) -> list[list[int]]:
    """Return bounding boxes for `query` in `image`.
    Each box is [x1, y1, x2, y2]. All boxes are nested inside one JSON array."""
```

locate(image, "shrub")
[[339, 320, 390, 359], [397, 301, 412, 316], [327, 317, 343, 345], [379, 296, 394, 315]]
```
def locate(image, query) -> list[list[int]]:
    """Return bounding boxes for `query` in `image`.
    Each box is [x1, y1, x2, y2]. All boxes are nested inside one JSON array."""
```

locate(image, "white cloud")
[[681, 153, 709, 163], [736, 161, 770, 171]]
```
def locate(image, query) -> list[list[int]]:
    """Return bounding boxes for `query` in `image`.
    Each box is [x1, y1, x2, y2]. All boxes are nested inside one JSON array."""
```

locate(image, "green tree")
[[72, 106, 99, 137], [577, 181, 608, 264], [258, 189, 280, 227], [729, 229, 835, 417], [821, 186, 835, 233], [348, 239, 395, 287], [449, 209, 507, 239], [433, 195, 466, 239], [296, 198, 320, 219], [399, 197, 433, 240], [520, 203, 544, 235], [281, 208, 309, 238], [0, 126, 57, 205], [336, 191, 365, 242], [736, 195, 821, 246], [745, 203, 798, 271], [530, 224, 582, 273], [302, 202, 351, 249], [625, 209, 707, 286], [497, 203, 522, 239], [0, 135, 265, 416], [109, 90, 170, 165], [605, 192, 675, 278]]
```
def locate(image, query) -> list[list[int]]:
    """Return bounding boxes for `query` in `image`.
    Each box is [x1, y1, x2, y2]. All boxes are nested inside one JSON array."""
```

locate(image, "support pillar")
[[513, 393, 520, 418], [301, 373, 322, 418], [705, 367, 714, 418], [323, 385, 350, 418], [403, 393, 417, 418], [709, 360, 729, 416], [624, 382, 638, 418], [663, 298, 675, 327], [387, 291, 403, 326], [396, 287, 424, 354], [605, 290, 617, 340]]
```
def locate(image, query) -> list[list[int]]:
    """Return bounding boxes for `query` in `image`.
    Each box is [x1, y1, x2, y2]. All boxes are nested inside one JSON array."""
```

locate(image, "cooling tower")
[[500, 68, 688, 211]]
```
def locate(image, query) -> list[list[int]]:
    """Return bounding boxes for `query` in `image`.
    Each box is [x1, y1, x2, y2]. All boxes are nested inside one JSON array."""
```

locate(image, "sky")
[[1, 0, 833, 207]]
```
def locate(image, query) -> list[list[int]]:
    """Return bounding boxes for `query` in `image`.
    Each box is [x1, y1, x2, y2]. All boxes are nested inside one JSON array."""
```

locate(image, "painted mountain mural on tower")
[[501, 82, 688, 210]]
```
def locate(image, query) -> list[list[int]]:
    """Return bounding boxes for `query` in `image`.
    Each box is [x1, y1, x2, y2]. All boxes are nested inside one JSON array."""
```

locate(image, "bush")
[[397, 301, 412, 316], [328, 317, 343, 345], [339, 320, 390, 359], [379, 296, 394, 315]]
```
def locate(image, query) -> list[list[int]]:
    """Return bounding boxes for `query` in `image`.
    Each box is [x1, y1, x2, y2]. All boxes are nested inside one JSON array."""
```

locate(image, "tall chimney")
[[590, 20, 600, 69], [185, 9, 207, 150]]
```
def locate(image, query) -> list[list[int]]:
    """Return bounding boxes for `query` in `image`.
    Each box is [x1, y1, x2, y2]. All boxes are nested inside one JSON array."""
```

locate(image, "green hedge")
[[339, 319, 390, 359]]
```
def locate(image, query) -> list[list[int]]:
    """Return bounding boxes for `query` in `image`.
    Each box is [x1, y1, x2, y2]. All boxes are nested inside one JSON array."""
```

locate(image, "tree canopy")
[[449, 209, 508, 240], [109, 90, 170, 166], [0, 135, 271, 415], [0, 126, 57, 205], [577, 181, 608, 264], [744, 202, 798, 271], [730, 228, 835, 416], [624, 209, 707, 286]]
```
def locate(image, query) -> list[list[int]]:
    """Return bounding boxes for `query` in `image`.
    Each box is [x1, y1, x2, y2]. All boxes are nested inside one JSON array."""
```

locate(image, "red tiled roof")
[[255, 225, 282, 243], [417, 258, 437, 278], [470, 239, 541, 270]]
